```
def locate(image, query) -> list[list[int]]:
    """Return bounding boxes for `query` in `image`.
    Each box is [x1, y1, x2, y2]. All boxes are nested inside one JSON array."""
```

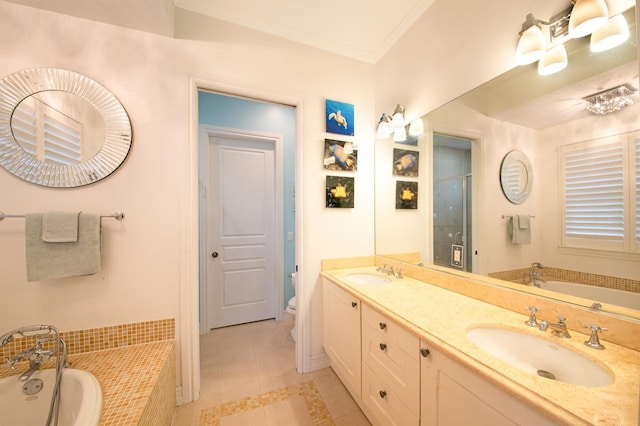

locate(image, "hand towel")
[[42, 211, 80, 242], [26, 213, 101, 282], [508, 215, 531, 245]]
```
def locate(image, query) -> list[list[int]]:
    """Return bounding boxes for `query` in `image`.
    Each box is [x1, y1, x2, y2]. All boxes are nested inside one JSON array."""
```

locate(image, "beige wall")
[[0, 1, 375, 392]]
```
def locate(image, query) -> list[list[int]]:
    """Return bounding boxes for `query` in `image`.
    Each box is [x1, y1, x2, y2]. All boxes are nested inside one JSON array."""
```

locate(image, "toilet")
[[286, 273, 297, 341]]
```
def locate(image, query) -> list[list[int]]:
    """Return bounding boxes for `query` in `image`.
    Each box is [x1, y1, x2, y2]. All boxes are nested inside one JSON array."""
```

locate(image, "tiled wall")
[[1, 318, 175, 362], [489, 267, 640, 294]]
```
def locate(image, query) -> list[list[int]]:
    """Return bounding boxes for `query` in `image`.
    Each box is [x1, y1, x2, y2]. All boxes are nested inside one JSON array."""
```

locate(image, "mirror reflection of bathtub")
[[536, 280, 640, 311]]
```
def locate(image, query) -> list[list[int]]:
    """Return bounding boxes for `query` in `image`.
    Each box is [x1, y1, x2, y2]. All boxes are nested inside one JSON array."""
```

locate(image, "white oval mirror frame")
[[500, 150, 533, 204], [0, 68, 132, 187]]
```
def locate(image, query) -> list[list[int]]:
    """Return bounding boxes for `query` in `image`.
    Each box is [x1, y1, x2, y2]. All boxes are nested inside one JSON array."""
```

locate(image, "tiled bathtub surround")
[[0, 318, 175, 362], [489, 267, 640, 293], [0, 319, 176, 426]]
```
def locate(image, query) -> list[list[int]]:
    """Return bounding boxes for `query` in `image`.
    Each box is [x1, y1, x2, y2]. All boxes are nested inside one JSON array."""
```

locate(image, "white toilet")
[[286, 273, 297, 341]]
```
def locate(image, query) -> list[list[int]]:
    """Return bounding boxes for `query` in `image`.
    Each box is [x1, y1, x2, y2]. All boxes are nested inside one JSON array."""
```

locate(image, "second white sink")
[[467, 327, 613, 387], [346, 273, 391, 286]]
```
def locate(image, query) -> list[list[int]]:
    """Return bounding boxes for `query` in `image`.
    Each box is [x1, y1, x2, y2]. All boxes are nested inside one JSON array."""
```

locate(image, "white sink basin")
[[346, 273, 391, 286], [467, 327, 613, 387]]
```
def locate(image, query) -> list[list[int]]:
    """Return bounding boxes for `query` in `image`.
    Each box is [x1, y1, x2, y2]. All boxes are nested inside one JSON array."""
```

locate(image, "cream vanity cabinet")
[[322, 278, 362, 398], [361, 304, 420, 425], [419, 341, 555, 426]]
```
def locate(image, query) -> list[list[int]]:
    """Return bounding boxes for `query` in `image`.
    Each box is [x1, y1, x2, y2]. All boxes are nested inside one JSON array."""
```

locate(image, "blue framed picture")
[[325, 99, 354, 136]]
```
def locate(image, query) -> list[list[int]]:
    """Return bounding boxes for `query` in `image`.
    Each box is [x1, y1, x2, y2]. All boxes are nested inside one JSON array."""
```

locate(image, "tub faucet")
[[1, 325, 69, 381], [529, 262, 545, 287]]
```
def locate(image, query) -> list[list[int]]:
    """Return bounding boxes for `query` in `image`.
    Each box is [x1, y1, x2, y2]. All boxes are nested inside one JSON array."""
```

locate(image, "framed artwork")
[[323, 139, 357, 171], [396, 181, 418, 209], [326, 176, 354, 208], [392, 148, 419, 177], [325, 99, 354, 136]]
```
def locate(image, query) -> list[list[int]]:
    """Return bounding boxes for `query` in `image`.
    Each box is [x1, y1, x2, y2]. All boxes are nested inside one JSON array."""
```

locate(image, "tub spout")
[[19, 358, 43, 382]]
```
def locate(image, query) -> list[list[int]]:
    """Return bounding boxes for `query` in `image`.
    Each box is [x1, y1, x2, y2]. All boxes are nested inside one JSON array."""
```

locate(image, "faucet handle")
[[556, 315, 567, 326], [583, 324, 607, 350], [524, 306, 540, 327]]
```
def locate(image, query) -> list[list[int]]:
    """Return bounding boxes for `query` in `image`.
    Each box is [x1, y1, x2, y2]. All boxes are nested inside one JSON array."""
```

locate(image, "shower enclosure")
[[433, 133, 473, 272]]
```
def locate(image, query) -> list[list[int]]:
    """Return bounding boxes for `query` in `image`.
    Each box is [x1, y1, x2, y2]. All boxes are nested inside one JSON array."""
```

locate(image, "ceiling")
[[5, 0, 436, 63]]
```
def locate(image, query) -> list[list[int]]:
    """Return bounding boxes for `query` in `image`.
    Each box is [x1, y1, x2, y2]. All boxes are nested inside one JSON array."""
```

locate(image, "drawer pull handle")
[[379, 322, 387, 330], [379, 390, 387, 398], [379, 343, 387, 351], [420, 348, 430, 358], [351, 302, 357, 308]]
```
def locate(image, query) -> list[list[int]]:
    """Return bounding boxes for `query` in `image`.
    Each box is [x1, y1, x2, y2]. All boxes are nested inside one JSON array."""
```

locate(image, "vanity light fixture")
[[590, 14, 629, 52], [515, 2, 629, 75], [376, 104, 424, 140], [584, 84, 636, 115], [568, 0, 608, 39], [538, 44, 568, 76]]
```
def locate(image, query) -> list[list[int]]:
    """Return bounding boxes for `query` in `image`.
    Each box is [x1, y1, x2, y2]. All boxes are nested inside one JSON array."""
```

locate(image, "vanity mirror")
[[375, 5, 639, 320], [0, 68, 132, 187]]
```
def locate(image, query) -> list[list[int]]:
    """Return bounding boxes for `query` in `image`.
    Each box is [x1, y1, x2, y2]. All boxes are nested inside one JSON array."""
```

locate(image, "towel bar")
[[0, 211, 124, 221], [502, 214, 535, 219]]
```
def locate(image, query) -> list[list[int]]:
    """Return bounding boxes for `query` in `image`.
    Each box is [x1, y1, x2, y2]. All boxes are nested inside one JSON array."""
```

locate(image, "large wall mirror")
[[0, 68, 132, 187], [375, 4, 639, 320]]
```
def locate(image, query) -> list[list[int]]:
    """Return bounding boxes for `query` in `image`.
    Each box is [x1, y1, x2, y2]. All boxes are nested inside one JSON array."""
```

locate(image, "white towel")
[[25, 213, 101, 282], [509, 215, 531, 245], [42, 211, 80, 242]]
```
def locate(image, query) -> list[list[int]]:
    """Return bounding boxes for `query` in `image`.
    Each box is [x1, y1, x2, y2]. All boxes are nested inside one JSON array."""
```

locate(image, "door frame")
[[198, 125, 284, 334], [180, 78, 304, 405]]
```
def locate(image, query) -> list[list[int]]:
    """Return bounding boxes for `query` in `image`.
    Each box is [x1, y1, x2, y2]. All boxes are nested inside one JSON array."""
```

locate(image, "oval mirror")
[[500, 150, 532, 204], [0, 68, 132, 187]]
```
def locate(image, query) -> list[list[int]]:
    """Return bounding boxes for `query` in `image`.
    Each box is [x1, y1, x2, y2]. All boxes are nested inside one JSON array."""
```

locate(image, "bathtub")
[[0, 368, 102, 426], [538, 280, 640, 311]]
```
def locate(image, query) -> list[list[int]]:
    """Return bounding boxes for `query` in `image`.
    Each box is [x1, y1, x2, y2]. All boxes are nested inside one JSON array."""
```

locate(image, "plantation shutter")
[[562, 140, 625, 241]]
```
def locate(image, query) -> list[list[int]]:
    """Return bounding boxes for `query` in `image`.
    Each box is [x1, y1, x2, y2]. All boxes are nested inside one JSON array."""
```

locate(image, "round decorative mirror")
[[500, 150, 532, 204], [0, 68, 132, 187]]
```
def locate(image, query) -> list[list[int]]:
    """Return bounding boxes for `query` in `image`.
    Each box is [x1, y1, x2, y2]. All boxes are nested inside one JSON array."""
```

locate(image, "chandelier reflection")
[[584, 84, 637, 115]]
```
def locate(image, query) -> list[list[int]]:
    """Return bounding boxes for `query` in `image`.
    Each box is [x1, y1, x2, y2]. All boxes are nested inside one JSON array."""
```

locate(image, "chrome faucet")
[[376, 264, 402, 278], [583, 324, 607, 350], [539, 315, 571, 338], [1, 325, 69, 381], [528, 262, 545, 287]]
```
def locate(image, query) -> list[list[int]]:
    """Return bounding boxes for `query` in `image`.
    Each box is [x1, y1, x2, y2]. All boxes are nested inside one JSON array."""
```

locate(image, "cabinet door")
[[322, 279, 361, 397], [420, 341, 556, 426]]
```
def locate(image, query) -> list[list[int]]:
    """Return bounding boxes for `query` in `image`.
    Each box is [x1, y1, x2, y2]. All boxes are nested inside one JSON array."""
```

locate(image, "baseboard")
[[308, 352, 330, 372]]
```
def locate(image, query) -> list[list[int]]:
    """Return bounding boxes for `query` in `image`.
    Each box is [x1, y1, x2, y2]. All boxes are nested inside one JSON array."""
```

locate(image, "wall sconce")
[[584, 83, 637, 115], [376, 104, 424, 140], [515, 2, 629, 76]]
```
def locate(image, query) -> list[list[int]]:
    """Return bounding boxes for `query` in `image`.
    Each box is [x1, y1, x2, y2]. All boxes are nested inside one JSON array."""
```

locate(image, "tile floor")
[[172, 317, 371, 426]]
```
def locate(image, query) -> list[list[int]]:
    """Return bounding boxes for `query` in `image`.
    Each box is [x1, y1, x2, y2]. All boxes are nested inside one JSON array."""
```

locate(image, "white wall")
[[0, 1, 375, 393]]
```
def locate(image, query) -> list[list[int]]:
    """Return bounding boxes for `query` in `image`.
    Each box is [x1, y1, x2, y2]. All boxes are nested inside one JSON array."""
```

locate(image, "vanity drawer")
[[363, 363, 419, 426], [362, 304, 420, 415], [362, 304, 419, 356]]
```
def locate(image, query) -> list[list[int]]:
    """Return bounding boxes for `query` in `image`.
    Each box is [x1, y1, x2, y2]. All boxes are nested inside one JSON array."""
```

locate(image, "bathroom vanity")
[[321, 261, 640, 425]]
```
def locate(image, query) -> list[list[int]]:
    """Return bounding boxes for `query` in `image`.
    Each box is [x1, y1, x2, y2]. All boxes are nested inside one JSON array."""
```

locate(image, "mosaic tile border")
[[199, 381, 333, 426], [489, 267, 640, 294], [1, 318, 175, 362]]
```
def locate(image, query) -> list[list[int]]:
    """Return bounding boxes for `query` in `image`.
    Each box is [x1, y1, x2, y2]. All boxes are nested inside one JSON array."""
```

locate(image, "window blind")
[[562, 141, 625, 240]]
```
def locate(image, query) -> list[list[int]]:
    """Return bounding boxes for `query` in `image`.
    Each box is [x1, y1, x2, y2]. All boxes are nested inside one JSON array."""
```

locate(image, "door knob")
[[211, 252, 219, 258]]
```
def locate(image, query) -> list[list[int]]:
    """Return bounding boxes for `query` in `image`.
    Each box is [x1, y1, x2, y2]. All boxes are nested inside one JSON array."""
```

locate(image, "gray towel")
[[508, 215, 531, 245], [26, 213, 101, 282], [42, 211, 80, 242]]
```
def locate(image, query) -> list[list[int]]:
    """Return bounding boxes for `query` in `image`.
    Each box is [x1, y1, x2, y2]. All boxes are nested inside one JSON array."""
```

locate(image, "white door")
[[207, 134, 277, 329]]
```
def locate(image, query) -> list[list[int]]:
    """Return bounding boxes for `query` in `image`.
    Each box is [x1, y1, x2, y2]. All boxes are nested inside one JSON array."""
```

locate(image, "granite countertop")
[[321, 266, 640, 425]]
